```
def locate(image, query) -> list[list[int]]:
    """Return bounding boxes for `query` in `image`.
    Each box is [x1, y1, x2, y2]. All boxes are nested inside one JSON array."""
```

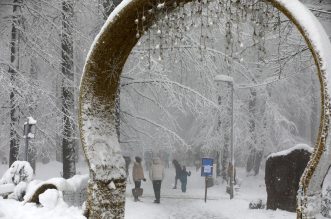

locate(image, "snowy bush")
[[8, 181, 27, 201], [249, 199, 266, 209], [0, 161, 33, 185], [321, 186, 331, 218]]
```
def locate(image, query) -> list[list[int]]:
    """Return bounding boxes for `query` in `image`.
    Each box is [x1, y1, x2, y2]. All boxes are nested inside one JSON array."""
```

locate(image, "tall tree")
[[9, 0, 22, 167], [61, 0, 76, 179]]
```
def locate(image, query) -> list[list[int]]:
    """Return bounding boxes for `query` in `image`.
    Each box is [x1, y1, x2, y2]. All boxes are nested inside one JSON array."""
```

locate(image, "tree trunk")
[[61, 0, 76, 179], [9, 0, 22, 167], [27, 55, 39, 173], [246, 88, 257, 173]]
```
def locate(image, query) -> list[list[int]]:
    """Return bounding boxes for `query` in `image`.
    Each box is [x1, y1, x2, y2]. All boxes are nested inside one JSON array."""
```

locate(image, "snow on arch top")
[[267, 144, 313, 159]]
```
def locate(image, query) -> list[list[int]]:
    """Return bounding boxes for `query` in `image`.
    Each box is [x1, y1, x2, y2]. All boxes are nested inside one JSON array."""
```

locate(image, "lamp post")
[[214, 75, 234, 199], [23, 116, 36, 162]]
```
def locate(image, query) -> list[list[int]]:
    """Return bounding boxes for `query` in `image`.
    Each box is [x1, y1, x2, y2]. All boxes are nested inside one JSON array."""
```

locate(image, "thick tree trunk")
[[9, 0, 22, 167], [61, 0, 76, 179]]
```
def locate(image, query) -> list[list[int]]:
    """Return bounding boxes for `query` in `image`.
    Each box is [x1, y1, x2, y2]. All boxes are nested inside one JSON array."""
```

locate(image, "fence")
[[62, 188, 87, 207]]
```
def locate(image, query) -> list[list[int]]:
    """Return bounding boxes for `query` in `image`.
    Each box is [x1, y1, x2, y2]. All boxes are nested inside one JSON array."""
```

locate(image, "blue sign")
[[201, 158, 213, 177]]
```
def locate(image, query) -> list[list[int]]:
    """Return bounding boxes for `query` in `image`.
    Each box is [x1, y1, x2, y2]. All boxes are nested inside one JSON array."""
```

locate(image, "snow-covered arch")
[[79, 0, 331, 218]]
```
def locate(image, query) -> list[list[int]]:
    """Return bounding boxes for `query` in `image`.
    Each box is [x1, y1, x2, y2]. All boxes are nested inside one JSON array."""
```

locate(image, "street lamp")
[[23, 116, 37, 162], [214, 75, 234, 199]]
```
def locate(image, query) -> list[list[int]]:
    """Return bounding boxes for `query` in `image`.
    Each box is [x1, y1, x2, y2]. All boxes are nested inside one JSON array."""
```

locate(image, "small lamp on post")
[[23, 116, 37, 162]]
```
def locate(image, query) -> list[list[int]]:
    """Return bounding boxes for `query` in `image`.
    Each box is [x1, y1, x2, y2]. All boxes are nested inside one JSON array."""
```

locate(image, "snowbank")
[[0, 184, 15, 195], [267, 144, 313, 159], [0, 197, 85, 219], [0, 161, 33, 185], [39, 189, 61, 209], [24, 174, 88, 202]]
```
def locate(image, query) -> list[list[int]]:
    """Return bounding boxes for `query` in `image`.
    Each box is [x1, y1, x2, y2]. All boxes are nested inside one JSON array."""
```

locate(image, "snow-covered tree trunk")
[[61, 0, 76, 179], [28, 58, 38, 173], [9, 0, 22, 167], [246, 88, 257, 173], [215, 78, 233, 181]]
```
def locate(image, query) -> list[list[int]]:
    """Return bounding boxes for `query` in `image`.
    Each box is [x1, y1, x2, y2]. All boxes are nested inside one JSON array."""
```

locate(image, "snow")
[[80, 102, 126, 180], [27, 133, 35, 139], [0, 184, 15, 195], [157, 3, 165, 10], [214, 75, 234, 83], [24, 174, 88, 202], [9, 182, 27, 201], [108, 181, 116, 190], [66, 174, 89, 192], [27, 116, 37, 125], [0, 197, 85, 219], [39, 189, 60, 209], [0, 163, 297, 219], [267, 143, 313, 159], [123, 167, 295, 219]]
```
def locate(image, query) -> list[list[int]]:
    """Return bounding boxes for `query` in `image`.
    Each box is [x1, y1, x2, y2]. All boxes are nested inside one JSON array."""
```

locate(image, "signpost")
[[201, 158, 213, 202]]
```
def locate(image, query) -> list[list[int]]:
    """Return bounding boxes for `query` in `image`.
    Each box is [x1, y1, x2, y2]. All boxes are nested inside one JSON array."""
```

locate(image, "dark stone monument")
[[265, 145, 312, 212]]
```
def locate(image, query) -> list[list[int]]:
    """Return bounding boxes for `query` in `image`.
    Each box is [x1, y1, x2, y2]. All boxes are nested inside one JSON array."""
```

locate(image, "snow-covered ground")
[[0, 162, 296, 219]]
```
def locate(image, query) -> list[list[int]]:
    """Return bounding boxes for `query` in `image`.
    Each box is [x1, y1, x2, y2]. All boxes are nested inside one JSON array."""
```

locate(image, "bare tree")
[[8, 0, 22, 167], [61, 0, 76, 179]]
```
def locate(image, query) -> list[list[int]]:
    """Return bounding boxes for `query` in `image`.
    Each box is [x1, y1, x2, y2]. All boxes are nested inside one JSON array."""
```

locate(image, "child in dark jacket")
[[180, 166, 191, 192]]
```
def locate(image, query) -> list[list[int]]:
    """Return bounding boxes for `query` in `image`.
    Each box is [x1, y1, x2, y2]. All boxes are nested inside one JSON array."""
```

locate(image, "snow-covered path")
[[0, 162, 296, 219]]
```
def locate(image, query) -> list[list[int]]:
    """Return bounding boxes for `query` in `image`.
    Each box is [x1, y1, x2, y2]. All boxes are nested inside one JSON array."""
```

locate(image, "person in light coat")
[[149, 157, 165, 203], [132, 156, 146, 201]]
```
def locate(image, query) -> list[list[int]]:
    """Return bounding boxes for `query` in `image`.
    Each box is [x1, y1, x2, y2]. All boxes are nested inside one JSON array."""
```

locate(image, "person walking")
[[149, 157, 165, 204], [180, 166, 191, 192], [227, 162, 237, 185], [172, 159, 181, 189], [123, 156, 131, 180], [132, 156, 146, 201]]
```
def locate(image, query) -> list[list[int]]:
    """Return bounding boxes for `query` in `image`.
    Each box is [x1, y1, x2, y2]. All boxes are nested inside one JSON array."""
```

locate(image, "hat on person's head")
[[135, 156, 142, 162]]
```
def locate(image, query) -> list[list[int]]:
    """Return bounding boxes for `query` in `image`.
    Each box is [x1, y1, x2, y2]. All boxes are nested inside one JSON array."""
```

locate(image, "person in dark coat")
[[123, 156, 131, 179], [180, 166, 191, 192], [172, 159, 181, 189]]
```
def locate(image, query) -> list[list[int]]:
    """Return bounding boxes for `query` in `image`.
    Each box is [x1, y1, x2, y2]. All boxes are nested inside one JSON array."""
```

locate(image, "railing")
[[62, 188, 87, 207]]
